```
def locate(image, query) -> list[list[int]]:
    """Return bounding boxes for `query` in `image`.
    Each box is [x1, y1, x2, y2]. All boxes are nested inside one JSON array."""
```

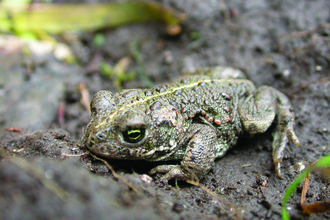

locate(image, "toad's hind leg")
[[238, 86, 300, 178]]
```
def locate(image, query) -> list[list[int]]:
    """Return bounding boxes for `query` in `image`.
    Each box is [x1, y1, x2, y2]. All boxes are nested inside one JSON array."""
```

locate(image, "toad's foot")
[[149, 165, 197, 181], [272, 112, 301, 179]]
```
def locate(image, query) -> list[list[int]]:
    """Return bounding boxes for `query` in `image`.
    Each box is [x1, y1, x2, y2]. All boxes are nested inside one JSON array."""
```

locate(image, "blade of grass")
[[313, 154, 330, 168], [282, 169, 309, 220]]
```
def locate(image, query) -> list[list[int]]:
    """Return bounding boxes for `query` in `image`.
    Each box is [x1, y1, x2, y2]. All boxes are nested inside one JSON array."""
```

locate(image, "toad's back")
[[136, 75, 256, 151]]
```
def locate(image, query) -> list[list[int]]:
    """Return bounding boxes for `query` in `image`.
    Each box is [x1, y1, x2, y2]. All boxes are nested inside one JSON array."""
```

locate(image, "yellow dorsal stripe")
[[96, 79, 250, 129]]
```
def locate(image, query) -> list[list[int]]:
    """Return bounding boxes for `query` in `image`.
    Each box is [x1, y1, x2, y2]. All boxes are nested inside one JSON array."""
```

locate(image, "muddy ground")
[[1, 0, 330, 219]]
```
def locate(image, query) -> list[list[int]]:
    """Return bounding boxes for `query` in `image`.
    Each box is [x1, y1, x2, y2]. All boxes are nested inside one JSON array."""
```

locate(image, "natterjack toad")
[[82, 66, 300, 181]]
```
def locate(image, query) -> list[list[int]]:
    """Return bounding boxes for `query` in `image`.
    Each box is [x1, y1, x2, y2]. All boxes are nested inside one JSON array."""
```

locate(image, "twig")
[[79, 82, 91, 113], [6, 127, 23, 132], [289, 75, 330, 97], [187, 179, 242, 220], [89, 153, 140, 193], [61, 151, 89, 157], [58, 101, 65, 128], [300, 172, 310, 205]]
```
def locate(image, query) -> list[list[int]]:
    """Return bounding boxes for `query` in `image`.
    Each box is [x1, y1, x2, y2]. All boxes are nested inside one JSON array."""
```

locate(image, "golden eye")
[[123, 128, 145, 143]]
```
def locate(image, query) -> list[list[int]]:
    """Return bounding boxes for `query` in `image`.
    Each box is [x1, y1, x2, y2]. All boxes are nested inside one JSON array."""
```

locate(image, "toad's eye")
[[122, 128, 145, 143]]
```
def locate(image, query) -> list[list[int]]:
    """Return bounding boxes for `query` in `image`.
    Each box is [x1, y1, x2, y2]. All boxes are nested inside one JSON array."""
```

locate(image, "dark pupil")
[[123, 128, 145, 143]]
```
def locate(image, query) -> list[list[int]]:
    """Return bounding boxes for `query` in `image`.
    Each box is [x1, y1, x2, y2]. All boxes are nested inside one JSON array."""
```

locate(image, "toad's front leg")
[[239, 86, 301, 178], [149, 124, 217, 181]]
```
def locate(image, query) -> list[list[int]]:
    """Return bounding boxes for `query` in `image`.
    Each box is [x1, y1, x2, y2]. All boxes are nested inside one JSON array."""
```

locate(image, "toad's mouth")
[[87, 141, 153, 160], [86, 140, 180, 161]]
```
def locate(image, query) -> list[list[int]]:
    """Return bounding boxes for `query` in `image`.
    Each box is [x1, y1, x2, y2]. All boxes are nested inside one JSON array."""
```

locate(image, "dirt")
[[1, 0, 330, 219]]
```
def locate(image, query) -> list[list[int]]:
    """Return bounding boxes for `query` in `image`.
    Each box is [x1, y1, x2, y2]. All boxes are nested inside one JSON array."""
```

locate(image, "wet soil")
[[1, 0, 330, 219]]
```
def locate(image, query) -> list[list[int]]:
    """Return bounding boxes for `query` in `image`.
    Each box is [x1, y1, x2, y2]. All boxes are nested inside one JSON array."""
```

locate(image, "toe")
[[287, 129, 301, 147]]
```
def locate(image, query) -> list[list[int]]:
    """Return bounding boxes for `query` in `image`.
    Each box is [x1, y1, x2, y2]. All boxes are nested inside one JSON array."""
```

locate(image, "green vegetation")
[[282, 153, 330, 219], [0, 1, 185, 36]]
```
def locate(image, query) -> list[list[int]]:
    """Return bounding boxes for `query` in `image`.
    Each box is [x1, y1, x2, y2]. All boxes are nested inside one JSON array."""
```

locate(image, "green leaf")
[[0, 2, 186, 34]]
